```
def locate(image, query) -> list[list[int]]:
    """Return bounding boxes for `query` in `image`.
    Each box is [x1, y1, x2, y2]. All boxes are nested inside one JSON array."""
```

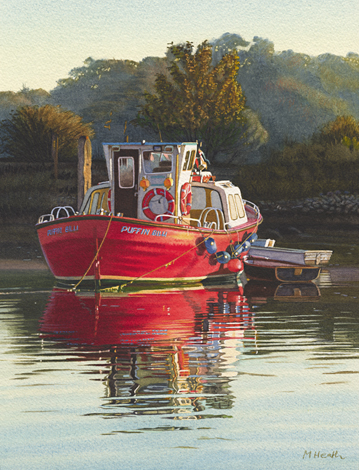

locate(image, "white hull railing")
[[38, 206, 76, 224], [243, 200, 261, 221]]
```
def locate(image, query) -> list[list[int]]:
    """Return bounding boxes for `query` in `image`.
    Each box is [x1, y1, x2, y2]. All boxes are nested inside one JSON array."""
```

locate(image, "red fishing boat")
[[36, 142, 262, 288]]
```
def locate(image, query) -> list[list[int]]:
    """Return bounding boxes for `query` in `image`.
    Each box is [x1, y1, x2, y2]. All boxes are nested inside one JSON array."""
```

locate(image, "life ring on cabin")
[[107, 189, 111, 212], [180, 183, 192, 216], [142, 188, 175, 221]]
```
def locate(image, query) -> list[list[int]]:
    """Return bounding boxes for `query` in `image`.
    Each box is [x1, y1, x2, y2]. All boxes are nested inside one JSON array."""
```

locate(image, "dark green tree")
[[0, 104, 94, 161], [132, 41, 247, 160]]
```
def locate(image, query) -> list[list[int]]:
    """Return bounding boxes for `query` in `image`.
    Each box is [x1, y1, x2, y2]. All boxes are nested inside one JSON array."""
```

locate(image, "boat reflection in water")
[[245, 280, 321, 304], [39, 279, 322, 418]]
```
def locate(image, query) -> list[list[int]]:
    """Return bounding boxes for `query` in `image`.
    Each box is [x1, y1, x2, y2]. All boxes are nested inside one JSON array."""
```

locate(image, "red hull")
[[36, 213, 260, 284]]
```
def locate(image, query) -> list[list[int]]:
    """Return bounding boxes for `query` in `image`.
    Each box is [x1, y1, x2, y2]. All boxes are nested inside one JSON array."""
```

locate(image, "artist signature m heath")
[[303, 450, 345, 459]]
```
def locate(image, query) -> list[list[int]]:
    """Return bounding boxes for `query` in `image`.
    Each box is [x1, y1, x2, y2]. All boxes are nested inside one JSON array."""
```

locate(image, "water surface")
[[1, 237, 359, 470]]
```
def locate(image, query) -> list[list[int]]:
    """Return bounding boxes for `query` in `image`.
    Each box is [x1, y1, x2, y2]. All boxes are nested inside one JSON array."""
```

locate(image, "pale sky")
[[0, 0, 358, 92]]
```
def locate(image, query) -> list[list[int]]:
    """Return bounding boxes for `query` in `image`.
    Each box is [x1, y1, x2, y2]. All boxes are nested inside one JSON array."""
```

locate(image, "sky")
[[0, 0, 358, 92]]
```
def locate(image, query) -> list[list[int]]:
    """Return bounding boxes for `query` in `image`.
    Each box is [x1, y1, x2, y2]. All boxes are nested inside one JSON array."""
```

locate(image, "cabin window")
[[118, 157, 135, 188], [188, 150, 196, 171], [235, 194, 246, 218], [211, 190, 222, 210], [100, 191, 107, 210], [182, 150, 196, 171], [191, 187, 223, 211], [82, 197, 90, 215], [90, 192, 100, 214], [182, 151, 190, 171], [82, 187, 110, 214], [143, 151, 172, 173], [191, 187, 207, 210], [228, 194, 238, 220]]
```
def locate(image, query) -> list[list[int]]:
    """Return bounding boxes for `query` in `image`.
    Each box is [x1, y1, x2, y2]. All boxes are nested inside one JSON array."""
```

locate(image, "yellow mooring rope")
[[102, 213, 261, 293], [68, 213, 114, 292], [69, 204, 260, 293], [103, 229, 216, 293]]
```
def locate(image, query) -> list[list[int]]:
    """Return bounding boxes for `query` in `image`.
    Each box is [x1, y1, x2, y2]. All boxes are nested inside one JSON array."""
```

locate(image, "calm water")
[[1, 233, 359, 470]]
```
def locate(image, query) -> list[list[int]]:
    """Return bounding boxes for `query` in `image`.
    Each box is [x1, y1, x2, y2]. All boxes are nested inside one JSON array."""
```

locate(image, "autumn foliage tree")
[[317, 115, 359, 150], [0, 104, 94, 162], [133, 41, 246, 160]]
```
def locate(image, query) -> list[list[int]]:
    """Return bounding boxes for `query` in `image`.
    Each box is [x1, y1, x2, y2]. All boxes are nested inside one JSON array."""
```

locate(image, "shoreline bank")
[[0, 259, 48, 271]]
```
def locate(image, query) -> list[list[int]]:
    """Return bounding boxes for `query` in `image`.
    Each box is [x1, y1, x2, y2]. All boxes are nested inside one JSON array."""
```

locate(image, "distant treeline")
[[235, 137, 359, 201], [1, 32, 358, 166]]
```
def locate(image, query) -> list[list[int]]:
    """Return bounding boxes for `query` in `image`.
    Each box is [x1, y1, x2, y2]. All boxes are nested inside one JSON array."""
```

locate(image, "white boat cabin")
[[80, 142, 249, 230]]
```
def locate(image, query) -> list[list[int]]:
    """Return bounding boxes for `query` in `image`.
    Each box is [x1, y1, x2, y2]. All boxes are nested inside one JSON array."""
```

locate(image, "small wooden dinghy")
[[244, 239, 333, 282]]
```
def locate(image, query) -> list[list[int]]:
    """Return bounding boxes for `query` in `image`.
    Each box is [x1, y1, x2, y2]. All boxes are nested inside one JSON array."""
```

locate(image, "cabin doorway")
[[114, 149, 139, 218]]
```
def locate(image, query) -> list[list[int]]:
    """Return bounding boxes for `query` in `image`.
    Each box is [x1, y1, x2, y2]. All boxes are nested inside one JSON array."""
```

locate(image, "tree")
[[132, 41, 247, 161], [52, 56, 168, 148], [317, 115, 359, 148], [0, 105, 94, 161]]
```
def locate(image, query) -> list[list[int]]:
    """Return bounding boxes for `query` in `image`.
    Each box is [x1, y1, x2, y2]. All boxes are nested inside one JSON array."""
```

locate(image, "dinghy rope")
[[68, 214, 114, 292]]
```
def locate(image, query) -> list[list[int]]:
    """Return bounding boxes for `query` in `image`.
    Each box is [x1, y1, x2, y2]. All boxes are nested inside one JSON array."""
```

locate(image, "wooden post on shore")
[[51, 133, 59, 180], [78, 136, 92, 211]]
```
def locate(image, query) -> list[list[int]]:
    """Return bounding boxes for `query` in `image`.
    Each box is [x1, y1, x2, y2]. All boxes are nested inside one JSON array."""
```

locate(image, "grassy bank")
[[0, 160, 108, 221], [0, 160, 108, 260]]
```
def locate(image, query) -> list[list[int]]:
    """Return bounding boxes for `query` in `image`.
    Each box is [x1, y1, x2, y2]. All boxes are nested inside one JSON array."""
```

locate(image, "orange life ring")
[[142, 188, 175, 221], [107, 189, 111, 212], [180, 182, 192, 216]]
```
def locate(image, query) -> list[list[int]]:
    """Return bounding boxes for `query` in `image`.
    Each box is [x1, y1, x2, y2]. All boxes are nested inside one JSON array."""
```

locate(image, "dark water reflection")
[[2, 272, 359, 469]]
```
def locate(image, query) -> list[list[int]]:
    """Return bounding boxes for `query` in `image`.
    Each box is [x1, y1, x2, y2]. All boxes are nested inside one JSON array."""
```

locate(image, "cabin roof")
[[102, 142, 197, 146]]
